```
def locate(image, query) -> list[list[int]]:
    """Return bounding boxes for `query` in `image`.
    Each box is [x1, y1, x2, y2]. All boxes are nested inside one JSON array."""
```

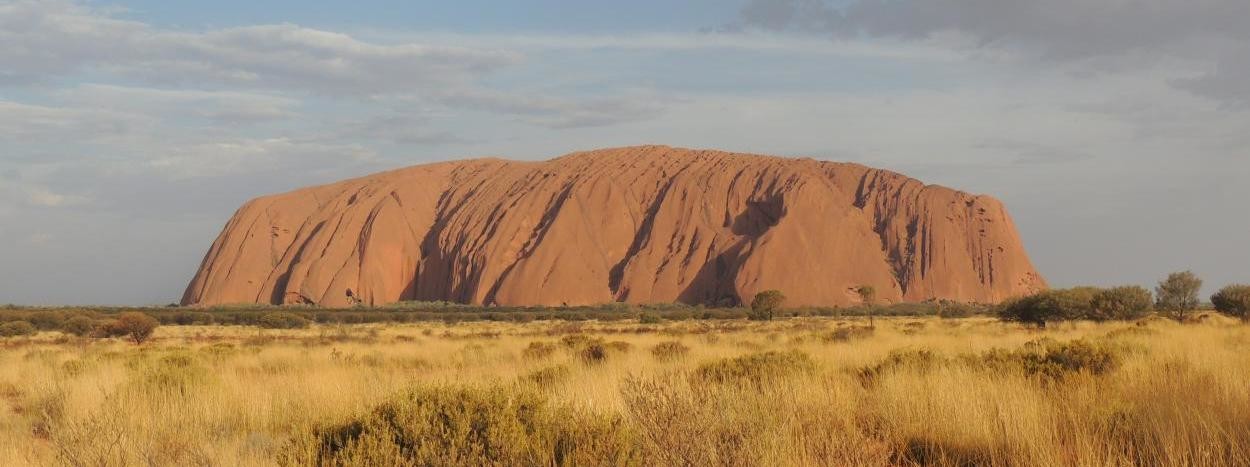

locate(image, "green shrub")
[[1156, 271, 1203, 321], [973, 339, 1120, 379], [27, 310, 66, 330], [997, 287, 1102, 325], [559, 334, 599, 349], [1211, 285, 1250, 320], [0, 321, 37, 337], [1089, 286, 1153, 321], [748, 290, 785, 321], [523, 365, 570, 388], [639, 312, 663, 324], [257, 312, 310, 329], [650, 341, 690, 361], [936, 300, 978, 318], [821, 325, 874, 343], [131, 353, 211, 396], [283, 385, 640, 466], [580, 342, 609, 365], [522, 341, 559, 360], [60, 316, 98, 337], [856, 349, 941, 386], [693, 350, 815, 386]]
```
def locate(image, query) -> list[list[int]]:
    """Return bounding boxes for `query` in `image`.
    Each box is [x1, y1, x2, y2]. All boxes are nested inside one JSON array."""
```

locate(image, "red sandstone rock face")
[[182, 146, 1047, 307]]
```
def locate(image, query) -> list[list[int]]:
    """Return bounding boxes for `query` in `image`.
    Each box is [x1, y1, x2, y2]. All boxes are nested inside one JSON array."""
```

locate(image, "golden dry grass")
[[0, 314, 1247, 466]]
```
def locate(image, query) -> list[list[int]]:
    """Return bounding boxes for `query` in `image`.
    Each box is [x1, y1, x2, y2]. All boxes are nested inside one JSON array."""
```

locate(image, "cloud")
[[728, 0, 1250, 103], [0, 0, 519, 95], [0, 100, 136, 142], [57, 84, 301, 123], [25, 186, 89, 207], [431, 89, 670, 129]]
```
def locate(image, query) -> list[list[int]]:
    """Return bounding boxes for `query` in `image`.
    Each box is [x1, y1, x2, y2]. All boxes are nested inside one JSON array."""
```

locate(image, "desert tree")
[[1212, 285, 1250, 321], [1089, 286, 1153, 321], [857, 285, 877, 327], [1155, 271, 1203, 321], [112, 312, 160, 344], [749, 290, 785, 321]]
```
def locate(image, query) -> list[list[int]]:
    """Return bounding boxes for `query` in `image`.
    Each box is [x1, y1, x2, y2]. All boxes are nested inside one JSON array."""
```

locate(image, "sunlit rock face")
[[183, 146, 1046, 307]]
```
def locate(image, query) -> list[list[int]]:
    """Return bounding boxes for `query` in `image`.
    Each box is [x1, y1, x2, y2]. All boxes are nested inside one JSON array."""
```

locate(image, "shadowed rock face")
[[182, 146, 1046, 307]]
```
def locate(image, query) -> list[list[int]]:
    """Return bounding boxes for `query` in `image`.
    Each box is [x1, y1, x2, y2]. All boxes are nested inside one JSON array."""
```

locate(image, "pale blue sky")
[[2, 0, 1247, 305]]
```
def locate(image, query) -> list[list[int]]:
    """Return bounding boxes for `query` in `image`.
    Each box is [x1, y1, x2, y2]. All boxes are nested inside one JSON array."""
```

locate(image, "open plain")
[[2, 313, 1248, 466]]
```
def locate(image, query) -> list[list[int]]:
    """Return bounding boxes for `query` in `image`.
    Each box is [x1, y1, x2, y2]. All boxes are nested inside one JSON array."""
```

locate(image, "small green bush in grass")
[[974, 339, 1120, 379], [523, 365, 570, 388], [650, 341, 690, 362], [522, 341, 559, 360], [60, 316, 98, 337], [257, 312, 310, 329], [0, 321, 36, 337], [282, 385, 641, 466], [693, 350, 815, 386]]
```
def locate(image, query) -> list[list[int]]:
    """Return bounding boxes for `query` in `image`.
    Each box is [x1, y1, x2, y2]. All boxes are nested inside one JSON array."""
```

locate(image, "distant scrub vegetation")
[[6, 272, 1249, 333], [0, 300, 994, 331], [997, 286, 1154, 325]]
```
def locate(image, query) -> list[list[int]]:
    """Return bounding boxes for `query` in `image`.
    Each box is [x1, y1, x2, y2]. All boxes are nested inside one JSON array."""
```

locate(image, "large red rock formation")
[[182, 146, 1046, 307]]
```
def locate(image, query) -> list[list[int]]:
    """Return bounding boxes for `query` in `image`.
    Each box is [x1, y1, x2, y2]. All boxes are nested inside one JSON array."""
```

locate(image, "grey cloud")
[[730, 0, 1250, 103], [975, 140, 1094, 166]]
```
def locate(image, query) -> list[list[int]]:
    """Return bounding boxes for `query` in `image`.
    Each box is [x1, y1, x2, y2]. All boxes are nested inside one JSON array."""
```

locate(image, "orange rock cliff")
[[182, 146, 1047, 307]]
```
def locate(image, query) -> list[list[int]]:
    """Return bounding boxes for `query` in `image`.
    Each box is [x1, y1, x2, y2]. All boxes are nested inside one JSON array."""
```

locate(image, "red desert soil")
[[183, 146, 1046, 307]]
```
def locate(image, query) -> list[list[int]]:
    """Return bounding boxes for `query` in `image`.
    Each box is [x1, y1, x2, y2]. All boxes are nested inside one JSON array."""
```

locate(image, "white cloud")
[[26, 186, 88, 207], [57, 84, 301, 123], [0, 0, 519, 95]]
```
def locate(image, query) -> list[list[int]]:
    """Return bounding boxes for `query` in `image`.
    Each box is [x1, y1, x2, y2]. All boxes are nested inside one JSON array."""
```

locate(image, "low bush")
[[28, 310, 67, 330], [936, 300, 979, 318], [693, 350, 815, 386], [0, 321, 37, 337], [1089, 286, 1153, 321], [100, 312, 159, 344], [999, 286, 1152, 325], [973, 339, 1121, 379], [821, 325, 875, 343], [650, 341, 690, 362], [638, 312, 663, 324], [856, 349, 941, 386], [282, 385, 640, 465], [522, 341, 559, 360], [580, 342, 609, 365], [748, 290, 785, 321], [60, 316, 98, 337], [257, 312, 310, 329], [1211, 285, 1250, 320], [523, 365, 570, 388]]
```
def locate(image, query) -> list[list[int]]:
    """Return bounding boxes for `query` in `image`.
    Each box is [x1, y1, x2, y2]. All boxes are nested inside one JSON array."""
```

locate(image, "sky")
[[1, 0, 1247, 305]]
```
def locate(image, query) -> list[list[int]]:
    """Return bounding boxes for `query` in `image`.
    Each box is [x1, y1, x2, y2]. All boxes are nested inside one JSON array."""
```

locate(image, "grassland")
[[1, 313, 1248, 466]]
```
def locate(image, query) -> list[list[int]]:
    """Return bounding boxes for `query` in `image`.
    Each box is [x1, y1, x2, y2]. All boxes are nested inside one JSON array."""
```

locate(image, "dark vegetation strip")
[[0, 301, 985, 327]]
